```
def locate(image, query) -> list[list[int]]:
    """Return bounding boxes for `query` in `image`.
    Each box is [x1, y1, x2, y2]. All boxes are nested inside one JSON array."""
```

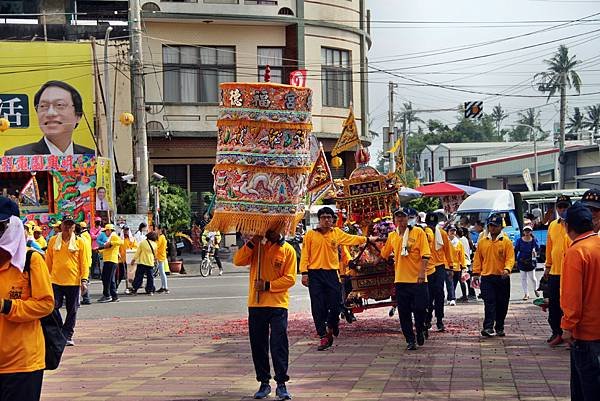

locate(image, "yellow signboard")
[[0, 42, 95, 156], [95, 157, 113, 211]]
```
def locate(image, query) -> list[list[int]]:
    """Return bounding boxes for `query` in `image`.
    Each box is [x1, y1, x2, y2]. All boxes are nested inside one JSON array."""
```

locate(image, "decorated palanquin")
[[0, 154, 97, 235], [207, 82, 313, 236], [332, 149, 401, 310]]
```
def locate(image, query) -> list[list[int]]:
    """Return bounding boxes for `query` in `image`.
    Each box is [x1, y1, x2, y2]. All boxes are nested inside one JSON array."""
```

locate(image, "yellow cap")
[[79, 221, 88, 228], [104, 223, 115, 231]]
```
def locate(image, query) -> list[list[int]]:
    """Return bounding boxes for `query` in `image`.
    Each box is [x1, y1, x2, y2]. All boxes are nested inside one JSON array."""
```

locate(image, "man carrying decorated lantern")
[[300, 206, 376, 351], [381, 207, 431, 350], [233, 230, 296, 400]]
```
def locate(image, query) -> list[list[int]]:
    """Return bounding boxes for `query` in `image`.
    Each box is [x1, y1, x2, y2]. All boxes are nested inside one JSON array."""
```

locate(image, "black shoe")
[[330, 325, 339, 338], [423, 329, 429, 340], [81, 299, 91, 305], [468, 294, 477, 300], [406, 342, 417, 351], [437, 323, 445, 332], [110, 297, 120, 303], [481, 328, 494, 337], [275, 383, 292, 400], [157, 288, 166, 293], [496, 330, 506, 337], [477, 293, 483, 299], [457, 296, 469, 303], [416, 331, 425, 346], [254, 382, 271, 399]]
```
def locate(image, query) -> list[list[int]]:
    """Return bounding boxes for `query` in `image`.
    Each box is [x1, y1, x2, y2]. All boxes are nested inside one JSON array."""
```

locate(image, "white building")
[[140, 0, 372, 211], [419, 141, 582, 183]]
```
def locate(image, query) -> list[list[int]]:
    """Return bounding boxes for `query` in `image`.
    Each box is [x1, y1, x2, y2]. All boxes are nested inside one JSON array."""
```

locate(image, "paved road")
[[79, 260, 543, 319]]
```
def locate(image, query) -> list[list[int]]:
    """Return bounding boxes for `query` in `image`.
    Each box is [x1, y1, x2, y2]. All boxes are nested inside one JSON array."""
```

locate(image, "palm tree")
[[490, 104, 508, 141], [512, 108, 541, 142], [534, 45, 582, 188], [398, 101, 424, 136], [566, 107, 584, 140], [584, 104, 600, 141]]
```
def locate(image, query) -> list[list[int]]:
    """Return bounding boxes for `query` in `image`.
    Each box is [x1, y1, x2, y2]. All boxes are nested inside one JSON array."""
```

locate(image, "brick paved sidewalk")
[[42, 301, 570, 401]]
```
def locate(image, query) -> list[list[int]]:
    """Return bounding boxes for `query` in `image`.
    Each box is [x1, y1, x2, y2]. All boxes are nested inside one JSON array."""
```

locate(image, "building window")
[[321, 47, 352, 108], [245, 0, 278, 4], [423, 159, 429, 172], [461, 156, 477, 164], [163, 45, 235, 103], [438, 156, 444, 170], [258, 47, 283, 83]]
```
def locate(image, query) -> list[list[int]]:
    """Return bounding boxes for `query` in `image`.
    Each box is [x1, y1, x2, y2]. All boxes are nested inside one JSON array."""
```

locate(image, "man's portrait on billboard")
[[4, 80, 95, 156]]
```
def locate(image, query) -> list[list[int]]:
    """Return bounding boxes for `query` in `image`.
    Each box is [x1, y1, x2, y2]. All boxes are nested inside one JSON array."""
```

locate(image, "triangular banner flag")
[[20, 176, 39, 206], [307, 144, 334, 194], [310, 183, 332, 206], [331, 106, 359, 156]]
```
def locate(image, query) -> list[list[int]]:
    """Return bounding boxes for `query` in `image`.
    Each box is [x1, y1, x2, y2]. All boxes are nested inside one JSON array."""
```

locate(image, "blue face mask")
[[407, 218, 417, 227], [559, 210, 567, 219]]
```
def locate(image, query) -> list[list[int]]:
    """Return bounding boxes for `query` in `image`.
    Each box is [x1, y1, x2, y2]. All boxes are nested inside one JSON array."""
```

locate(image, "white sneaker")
[[523, 294, 529, 300], [449, 300, 456, 306], [218, 270, 223, 276], [446, 300, 451, 305]]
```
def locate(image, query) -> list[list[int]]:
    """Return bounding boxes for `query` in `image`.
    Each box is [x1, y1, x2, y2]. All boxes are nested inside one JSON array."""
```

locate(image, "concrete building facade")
[[141, 0, 372, 210]]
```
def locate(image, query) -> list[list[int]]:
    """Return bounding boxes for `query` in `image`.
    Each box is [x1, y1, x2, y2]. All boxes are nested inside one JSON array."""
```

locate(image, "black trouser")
[[52, 284, 80, 340], [248, 307, 289, 384], [308, 269, 341, 337], [132, 264, 155, 293], [0, 370, 44, 401], [548, 274, 563, 336], [426, 265, 445, 327], [570, 340, 600, 401], [116, 263, 126, 288], [480, 275, 511, 332], [91, 250, 101, 278], [101, 261, 118, 299], [395, 282, 428, 344]]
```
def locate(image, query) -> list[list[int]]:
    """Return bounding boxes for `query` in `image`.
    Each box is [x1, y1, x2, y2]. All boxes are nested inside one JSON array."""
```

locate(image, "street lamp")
[[512, 123, 545, 191]]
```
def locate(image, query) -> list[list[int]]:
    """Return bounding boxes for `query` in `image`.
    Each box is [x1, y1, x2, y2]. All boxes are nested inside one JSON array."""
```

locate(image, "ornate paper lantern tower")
[[207, 82, 313, 236]]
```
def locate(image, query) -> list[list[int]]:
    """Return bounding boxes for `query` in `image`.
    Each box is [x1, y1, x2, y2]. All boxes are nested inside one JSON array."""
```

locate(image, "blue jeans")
[[157, 260, 168, 290], [444, 269, 455, 301], [248, 307, 289, 384], [570, 340, 600, 401]]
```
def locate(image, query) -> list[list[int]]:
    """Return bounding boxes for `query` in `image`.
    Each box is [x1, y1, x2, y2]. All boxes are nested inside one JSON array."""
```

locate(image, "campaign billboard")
[[0, 42, 96, 156]]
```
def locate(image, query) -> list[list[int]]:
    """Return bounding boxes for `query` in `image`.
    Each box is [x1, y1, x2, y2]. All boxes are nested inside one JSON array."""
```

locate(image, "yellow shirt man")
[[545, 218, 572, 276], [46, 234, 88, 286], [381, 227, 431, 283], [102, 229, 123, 264]]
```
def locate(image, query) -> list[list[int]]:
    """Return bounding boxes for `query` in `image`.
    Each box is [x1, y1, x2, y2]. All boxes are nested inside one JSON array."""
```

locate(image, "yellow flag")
[[387, 138, 402, 154], [331, 106, 360, 156]]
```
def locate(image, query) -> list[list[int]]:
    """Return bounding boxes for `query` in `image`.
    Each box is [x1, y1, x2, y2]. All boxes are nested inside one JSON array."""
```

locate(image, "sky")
[[365, 0, 600, 155]]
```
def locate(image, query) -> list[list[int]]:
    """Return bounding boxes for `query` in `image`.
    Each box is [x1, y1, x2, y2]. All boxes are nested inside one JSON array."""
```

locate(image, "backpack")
[[24, 249, 67, 370]]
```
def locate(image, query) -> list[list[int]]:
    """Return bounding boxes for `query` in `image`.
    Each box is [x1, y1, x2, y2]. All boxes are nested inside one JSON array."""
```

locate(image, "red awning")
[[414, 182, 477, 196]]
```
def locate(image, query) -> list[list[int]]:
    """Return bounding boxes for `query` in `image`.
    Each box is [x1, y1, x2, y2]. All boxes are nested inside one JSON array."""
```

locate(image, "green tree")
[[510, 108, 541, 141], [490, 104, 508, 140], [535, 45, 582, 188], [566, 107, 584, 140], [584, 104, 600, 140]]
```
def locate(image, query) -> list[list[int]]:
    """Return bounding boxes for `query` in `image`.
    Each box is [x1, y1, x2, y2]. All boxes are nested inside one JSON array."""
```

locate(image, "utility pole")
[[103, 26, 116, 211], [130, 0, 150, 214], [388, 81, 397, 174]]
